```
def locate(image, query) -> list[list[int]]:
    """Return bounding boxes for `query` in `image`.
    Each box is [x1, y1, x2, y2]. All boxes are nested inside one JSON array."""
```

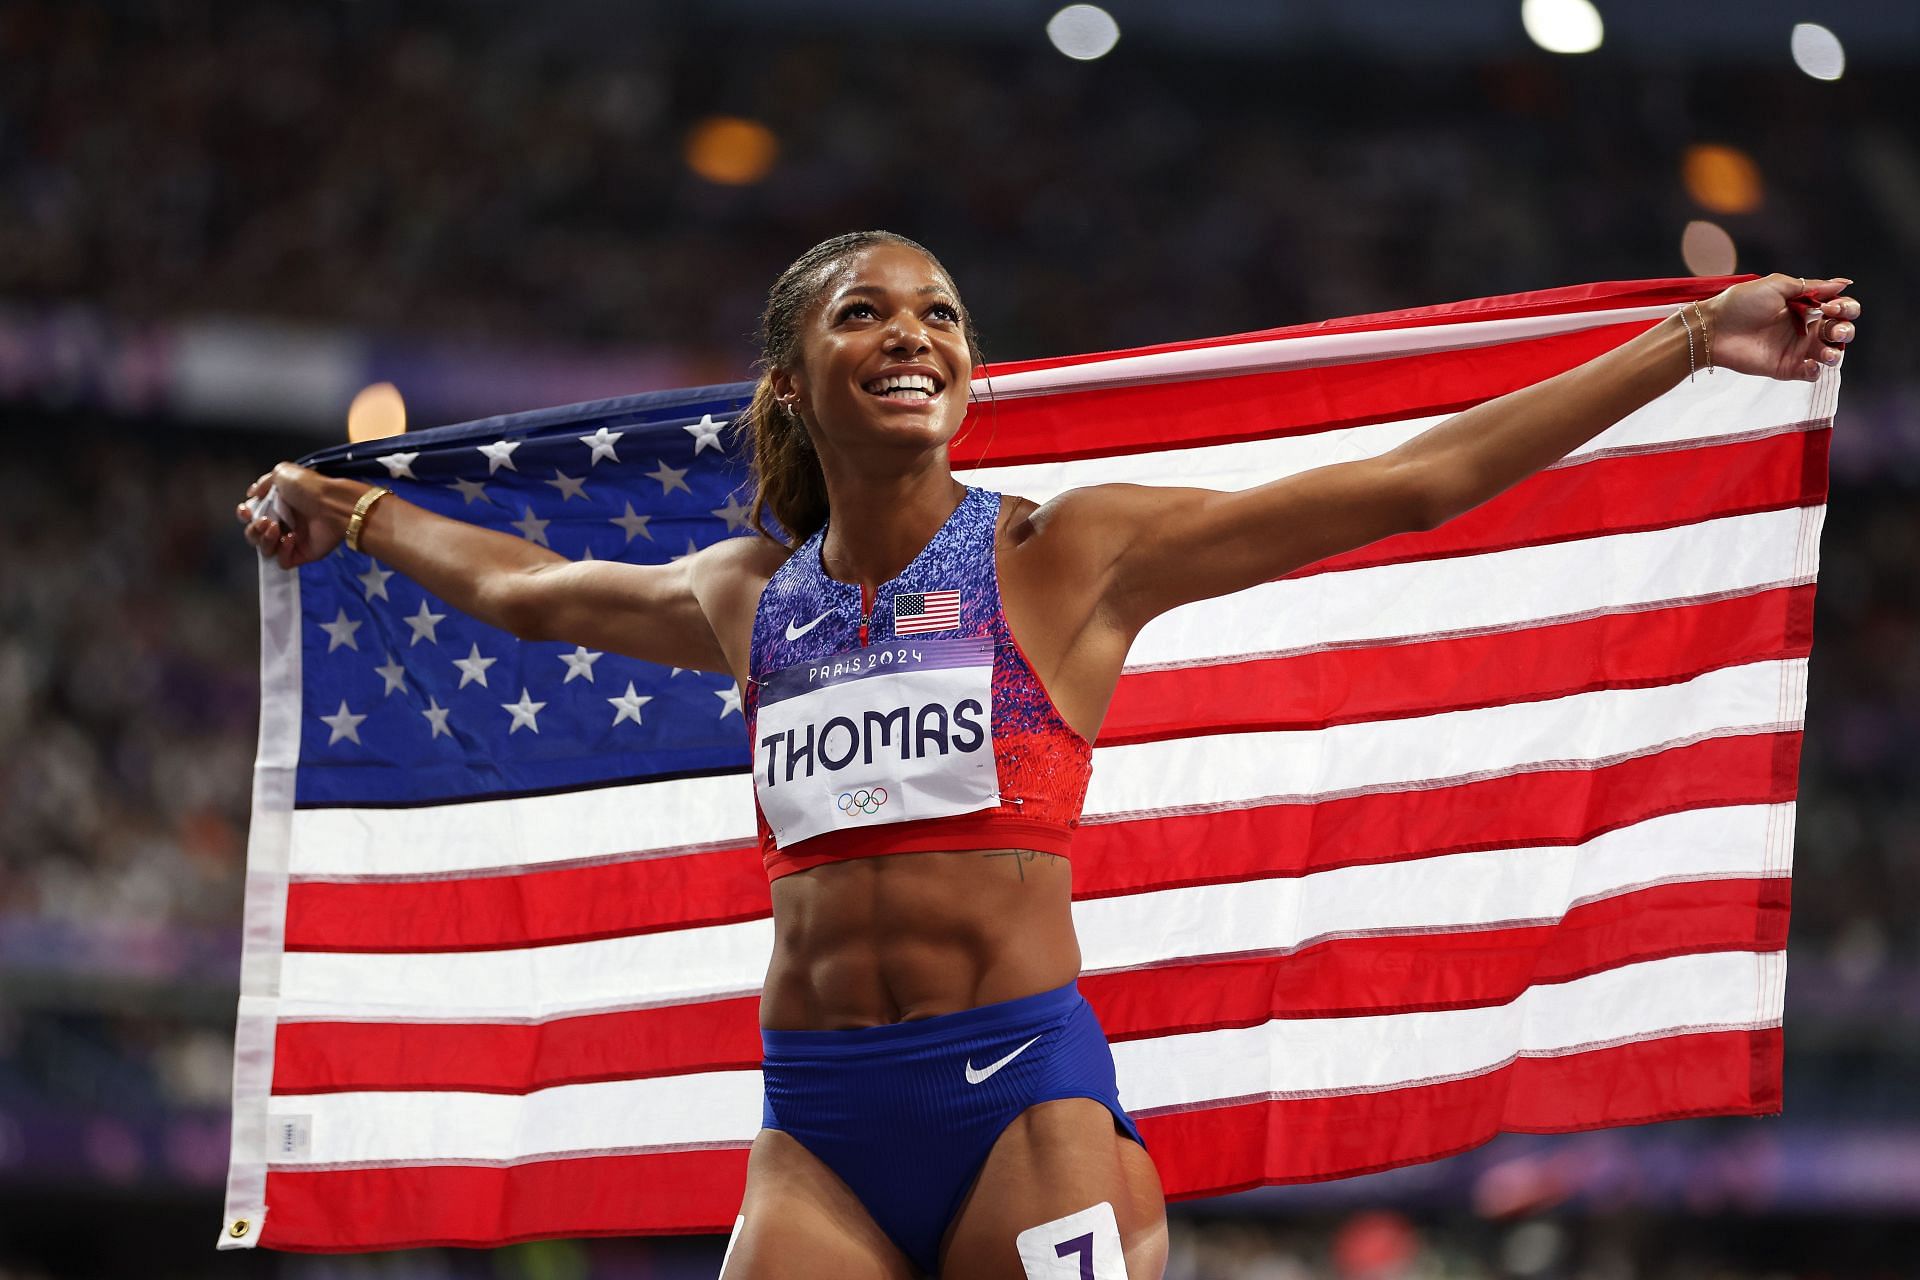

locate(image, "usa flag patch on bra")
[[894, 589, 961, 635]]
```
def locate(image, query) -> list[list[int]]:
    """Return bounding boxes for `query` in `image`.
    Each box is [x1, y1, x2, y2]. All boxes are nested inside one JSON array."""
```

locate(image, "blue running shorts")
[[759, 979, 1146, 1275]]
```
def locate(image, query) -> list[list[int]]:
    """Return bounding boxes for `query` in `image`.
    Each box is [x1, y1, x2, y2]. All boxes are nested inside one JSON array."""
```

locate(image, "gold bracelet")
[[1689, 300, 1714, 375], [346, 485, 392, 553]]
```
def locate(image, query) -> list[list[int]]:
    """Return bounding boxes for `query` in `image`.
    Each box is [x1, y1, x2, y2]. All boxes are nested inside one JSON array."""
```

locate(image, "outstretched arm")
[[1092, 273, 1858, 631]]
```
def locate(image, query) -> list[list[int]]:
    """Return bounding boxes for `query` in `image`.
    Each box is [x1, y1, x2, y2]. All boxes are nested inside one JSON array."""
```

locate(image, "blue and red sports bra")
[[743, 485, 1094, 881]]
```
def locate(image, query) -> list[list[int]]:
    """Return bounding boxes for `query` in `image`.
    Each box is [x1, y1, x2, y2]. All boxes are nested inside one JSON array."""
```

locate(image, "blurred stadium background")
[[2, 0, 1917, 1276]]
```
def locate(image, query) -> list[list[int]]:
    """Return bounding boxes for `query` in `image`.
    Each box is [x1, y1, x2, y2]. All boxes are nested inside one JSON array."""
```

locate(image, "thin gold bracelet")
[[1688, 300, 1713, 374], [346, 485, 392, 553]]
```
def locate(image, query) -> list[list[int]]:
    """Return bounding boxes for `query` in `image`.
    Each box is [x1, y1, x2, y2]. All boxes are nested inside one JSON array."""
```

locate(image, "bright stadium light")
[[1520, 0, 1604, 55], [1681, 220, 1738, 277], [1791, 22, 1846, 81], [1047, 5, 1121, 61]]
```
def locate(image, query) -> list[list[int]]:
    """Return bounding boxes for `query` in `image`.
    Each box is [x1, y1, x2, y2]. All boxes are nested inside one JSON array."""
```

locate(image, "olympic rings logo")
[[837, 788, 889, 816]]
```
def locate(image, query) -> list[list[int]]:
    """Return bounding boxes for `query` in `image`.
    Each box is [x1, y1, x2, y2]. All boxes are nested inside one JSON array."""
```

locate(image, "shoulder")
[[997, 482, 1176, 560]]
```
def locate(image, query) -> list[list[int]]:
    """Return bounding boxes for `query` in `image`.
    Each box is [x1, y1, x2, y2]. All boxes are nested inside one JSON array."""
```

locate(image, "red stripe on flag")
[[259, 1145, 751, 1251], [961, 323, 1658, 468], [272, 878, 1786, 1095], [1084, 877, 1789, 1039], [1144, 1026, 1783, 1200], [287, 846, 770, 953]]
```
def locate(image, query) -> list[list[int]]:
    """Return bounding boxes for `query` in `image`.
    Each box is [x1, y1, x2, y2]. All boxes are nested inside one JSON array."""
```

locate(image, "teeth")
[[865, 373, 939, 395]]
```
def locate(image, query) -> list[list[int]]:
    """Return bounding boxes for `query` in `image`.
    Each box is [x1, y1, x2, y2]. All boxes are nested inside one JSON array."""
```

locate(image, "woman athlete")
[[238, 231, 1858, 1279]]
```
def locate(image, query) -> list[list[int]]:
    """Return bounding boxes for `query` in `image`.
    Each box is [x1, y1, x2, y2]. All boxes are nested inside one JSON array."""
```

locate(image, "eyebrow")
[[833, 282, 953, 301]]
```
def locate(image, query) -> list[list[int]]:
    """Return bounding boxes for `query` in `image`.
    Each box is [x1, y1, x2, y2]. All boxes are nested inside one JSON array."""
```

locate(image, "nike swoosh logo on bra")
[[785, 610, 833, 642], [965, 1034, 1043, 1085]]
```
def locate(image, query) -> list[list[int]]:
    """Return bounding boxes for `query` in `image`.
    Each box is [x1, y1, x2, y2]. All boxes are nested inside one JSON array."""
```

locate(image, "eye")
[[836, 301, 876, 322], [930, 302, 961, 323]]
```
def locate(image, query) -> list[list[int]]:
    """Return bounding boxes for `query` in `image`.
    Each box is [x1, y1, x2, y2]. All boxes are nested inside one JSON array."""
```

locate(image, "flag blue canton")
[[291, 383, 763, 808]]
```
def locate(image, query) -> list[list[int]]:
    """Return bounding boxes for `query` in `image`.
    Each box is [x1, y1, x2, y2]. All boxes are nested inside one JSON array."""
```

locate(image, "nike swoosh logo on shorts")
[[785, 610, 833, 642], [965, 1034, 1043, 1085]]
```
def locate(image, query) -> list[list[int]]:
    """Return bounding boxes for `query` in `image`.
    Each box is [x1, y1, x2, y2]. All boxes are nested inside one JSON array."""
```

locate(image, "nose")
[[883, 311, 931, 356]]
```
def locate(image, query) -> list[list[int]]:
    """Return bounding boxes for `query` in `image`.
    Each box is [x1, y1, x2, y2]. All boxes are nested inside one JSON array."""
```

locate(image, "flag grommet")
[[228, 1219, 251, 1239]]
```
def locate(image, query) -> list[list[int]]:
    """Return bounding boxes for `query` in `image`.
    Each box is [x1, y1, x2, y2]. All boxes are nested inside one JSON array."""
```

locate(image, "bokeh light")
[[1047, 5, 1121, 61], [1520, 0, 1603, 55], [1791, 22, 1846, 81], [346, 381, 406, 442], [1683, 143, 1763, 215], [1681, 219, 1739, 276], [684, 115, 779, 185], [1332, 1209, 1420, 1278]]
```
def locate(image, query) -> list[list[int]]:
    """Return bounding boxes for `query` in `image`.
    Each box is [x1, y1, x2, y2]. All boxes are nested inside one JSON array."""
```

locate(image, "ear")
[[769, 366, 807, 412]]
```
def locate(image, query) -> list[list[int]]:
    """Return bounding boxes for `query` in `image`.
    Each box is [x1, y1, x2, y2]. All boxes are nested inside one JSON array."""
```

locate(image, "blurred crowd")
[[1, 1, 1914, 376]]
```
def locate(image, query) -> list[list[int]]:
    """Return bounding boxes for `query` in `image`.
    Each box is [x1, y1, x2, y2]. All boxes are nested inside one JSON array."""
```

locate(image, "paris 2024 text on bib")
[[753, 635, 1000, 847]]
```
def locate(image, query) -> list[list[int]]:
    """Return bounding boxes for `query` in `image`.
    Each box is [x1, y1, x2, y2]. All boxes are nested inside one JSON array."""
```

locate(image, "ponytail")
[[737, 229, 981, 549], [736, 374, 829, 547]]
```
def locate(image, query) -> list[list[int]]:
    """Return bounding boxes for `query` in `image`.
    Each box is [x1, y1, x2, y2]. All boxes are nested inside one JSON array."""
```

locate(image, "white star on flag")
[[610, 503, 653, 543], [580, 426, 623, 466], [501, 688, 547, 734], [715, 682, 742, 719], [404, 600, 447, 646], [447, 477, 491, 505], [319, 607, 362, 653], [453, 643, 497, 689], [711, 492, 753, 533], [357, 561, 395, 601], [320, 700, 367, 745], [511, 507, 551, 547], [377, 452, 419, 480], [421, 696, 453, 739], [684, 413, 727, 455], [608, 681, 652, 727], [374, 655, 408, 696], [478, 440, 521, 474], [646, 459, 691, 496], [558, 646, 603, 684], [545, 471, 588, 501]]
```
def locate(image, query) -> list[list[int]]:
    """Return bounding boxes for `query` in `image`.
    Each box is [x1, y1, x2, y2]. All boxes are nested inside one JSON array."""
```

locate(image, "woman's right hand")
[[234, 462, 363, 571]]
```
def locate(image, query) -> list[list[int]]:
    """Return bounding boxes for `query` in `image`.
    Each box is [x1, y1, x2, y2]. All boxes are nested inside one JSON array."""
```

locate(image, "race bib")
[[753, 636, 1000, 848]]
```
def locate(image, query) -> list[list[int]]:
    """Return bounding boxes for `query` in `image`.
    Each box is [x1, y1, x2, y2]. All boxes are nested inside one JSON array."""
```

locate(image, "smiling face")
[[771, 241, 976, 467]]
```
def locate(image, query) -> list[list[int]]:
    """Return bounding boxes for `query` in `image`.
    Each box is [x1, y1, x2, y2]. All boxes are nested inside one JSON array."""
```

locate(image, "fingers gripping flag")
[[222, 278, 1836, 1251]]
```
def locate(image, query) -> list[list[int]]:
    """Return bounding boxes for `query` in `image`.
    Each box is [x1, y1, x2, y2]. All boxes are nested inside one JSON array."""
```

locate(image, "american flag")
[[221, 276, 1832, 1252], [894, 589, 963, 635]]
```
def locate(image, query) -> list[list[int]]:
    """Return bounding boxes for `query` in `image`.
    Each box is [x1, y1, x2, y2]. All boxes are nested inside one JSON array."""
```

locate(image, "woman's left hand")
[[1705, 273, 1859, 382]]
